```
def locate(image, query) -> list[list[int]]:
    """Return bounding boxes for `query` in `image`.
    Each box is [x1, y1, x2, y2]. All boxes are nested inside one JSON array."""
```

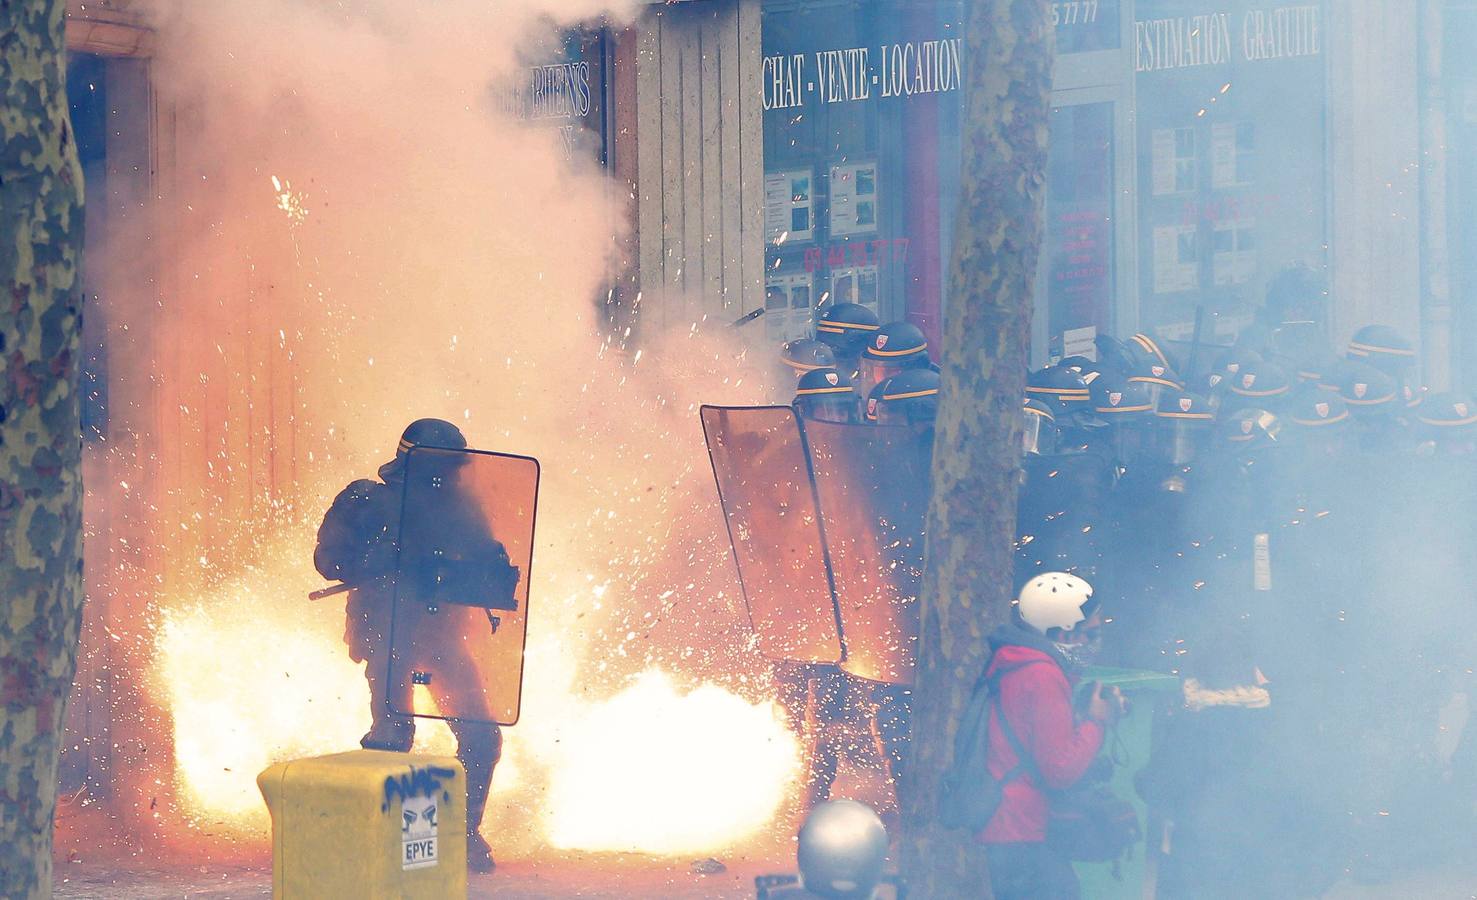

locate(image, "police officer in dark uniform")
[[794, 367, 861, 424], [815, 303, 880, 379], [314, 418, 504, 872]]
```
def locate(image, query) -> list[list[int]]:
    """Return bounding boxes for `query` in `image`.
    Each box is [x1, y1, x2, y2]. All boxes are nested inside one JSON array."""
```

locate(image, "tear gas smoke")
[[89, 0, 800, 859]]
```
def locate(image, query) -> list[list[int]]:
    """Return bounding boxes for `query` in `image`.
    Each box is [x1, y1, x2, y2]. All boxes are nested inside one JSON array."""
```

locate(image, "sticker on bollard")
[[401, 794, 439, 870]]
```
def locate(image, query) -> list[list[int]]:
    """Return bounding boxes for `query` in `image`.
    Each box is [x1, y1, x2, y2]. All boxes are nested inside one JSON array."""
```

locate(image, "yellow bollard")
[[258, 749, 468, 899]]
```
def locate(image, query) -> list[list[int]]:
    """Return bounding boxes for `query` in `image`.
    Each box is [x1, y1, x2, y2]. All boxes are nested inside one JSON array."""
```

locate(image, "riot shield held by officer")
[[314, 417, 522, 874]]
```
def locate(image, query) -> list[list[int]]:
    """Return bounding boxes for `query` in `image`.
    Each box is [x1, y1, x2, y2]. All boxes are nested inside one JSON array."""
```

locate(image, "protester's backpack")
[[937, 664, 1038, 831]]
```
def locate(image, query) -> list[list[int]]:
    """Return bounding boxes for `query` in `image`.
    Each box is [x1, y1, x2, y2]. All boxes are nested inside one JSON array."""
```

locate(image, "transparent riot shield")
[[700, 405, 844, 664], [802, 420, 931, 686], [387, 446, 540, 726]]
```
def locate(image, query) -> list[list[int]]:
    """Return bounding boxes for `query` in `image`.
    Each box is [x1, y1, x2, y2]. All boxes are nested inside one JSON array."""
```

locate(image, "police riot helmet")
[[1221, 349, 1264, 380], [876, 367, 940, 426], [1058, 355, 1094, 373], [1414, 391, 1477, 450], [1338, 363, 1400, 417], [379, 418, 468, 481], [1267, 321, 1333, 383], [1016, 572, 1098, 635], [794, 368, 860, 424], [795, 800, 889, 899], [1026, 365, 1091, 415], [1094, 334, 1136, 376], [1284, 388, 1351, 430], [1125, 332, 1180, 375], [1218, 407, 1282, 451], [815, 302, 881, 356], [1281, 388, 1350, 456], [781, 338, 837, 376], [1346, 324, 1416, 380], [1126, 363, 1184, 409], [1023, 398, 1057, 456], [1090, 375, 1155, 418], [1226, 362, 1292, 406], [1154, 389, 1215, 466], [858, 321, 930, 396]]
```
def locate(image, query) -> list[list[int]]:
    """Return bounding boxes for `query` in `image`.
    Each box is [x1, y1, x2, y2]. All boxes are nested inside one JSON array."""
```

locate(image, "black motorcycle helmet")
[[379, 418, 467, 481], [794, 367, 860, 424]]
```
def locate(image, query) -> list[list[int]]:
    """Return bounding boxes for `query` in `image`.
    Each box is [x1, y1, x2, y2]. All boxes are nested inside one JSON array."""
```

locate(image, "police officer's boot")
[[360, 664, 415, 751], [453, 720, 501, 873]]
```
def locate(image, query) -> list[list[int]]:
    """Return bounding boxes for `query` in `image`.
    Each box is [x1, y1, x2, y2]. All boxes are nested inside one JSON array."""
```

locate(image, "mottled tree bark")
[[900, 0, 1054, 896], [0, 1, 86, 896]]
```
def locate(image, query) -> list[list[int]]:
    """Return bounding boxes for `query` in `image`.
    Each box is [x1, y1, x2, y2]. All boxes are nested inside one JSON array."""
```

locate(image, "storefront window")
[[1133, 2, 1327, 350], [760, 0, 965, 344], [1044, 101, 1116, 359], [760, 1, 1127, 351]]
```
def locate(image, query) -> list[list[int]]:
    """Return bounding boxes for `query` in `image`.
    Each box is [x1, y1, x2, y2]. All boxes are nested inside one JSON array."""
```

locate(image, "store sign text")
[[1135, 5, 1320, 73], [763, 39, 963, 111]]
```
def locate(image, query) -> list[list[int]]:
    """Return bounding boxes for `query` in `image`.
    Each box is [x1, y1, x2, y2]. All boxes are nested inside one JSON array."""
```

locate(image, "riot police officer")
[[794, 367, 861, 424], [314, 418, 503, 872], [815, 302, 880, 378], [782, 338, 837, 379], [857, 321, 931, 396]]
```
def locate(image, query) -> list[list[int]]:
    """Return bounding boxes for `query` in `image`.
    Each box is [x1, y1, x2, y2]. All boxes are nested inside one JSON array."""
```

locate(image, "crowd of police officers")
[[771, 272, 1477, 896]]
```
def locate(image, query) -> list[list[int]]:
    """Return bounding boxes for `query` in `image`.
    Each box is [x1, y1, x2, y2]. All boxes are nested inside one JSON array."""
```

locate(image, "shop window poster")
[[1152, 223, 1199, 294], [1212, 218, 1256, 286], [1212, 121, 1256, 189], [829, 162, 879, 238], [830, 264, 880, 311], [1152, 127, 1197, 196], [765, 169, 815, 244], [765, 272, 816, 342]]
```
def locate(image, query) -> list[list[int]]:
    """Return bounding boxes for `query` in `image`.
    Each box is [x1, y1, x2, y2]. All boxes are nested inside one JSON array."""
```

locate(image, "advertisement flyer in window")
[[829, 162, 879, 238], [765, 169, 814, 244], [1152, 224, 1199, 294]]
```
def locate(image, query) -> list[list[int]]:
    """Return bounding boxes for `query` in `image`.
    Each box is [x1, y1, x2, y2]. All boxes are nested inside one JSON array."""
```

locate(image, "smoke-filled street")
[[6, 0, 1477, 898]]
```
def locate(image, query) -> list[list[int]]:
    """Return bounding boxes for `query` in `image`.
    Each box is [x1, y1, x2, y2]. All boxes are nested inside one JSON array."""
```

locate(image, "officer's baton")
[[309, 583, 353, 601], [731, 308, 765, 328]]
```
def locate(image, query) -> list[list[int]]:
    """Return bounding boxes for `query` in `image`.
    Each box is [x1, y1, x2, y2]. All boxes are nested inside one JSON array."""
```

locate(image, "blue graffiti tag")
[[381, 764, 457, 813]]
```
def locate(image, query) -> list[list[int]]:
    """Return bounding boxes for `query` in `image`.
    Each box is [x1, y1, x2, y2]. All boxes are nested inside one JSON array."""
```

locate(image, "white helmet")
[[1016, 572, 1096, 635]]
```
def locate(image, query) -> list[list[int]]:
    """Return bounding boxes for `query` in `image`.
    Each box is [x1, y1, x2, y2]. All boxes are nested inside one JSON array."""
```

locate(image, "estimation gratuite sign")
[[1135, 4, 1320, 73]]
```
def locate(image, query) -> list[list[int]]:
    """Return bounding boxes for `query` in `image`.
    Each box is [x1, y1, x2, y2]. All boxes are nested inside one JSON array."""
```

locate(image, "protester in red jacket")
[[980, 572, 1122, 900]]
